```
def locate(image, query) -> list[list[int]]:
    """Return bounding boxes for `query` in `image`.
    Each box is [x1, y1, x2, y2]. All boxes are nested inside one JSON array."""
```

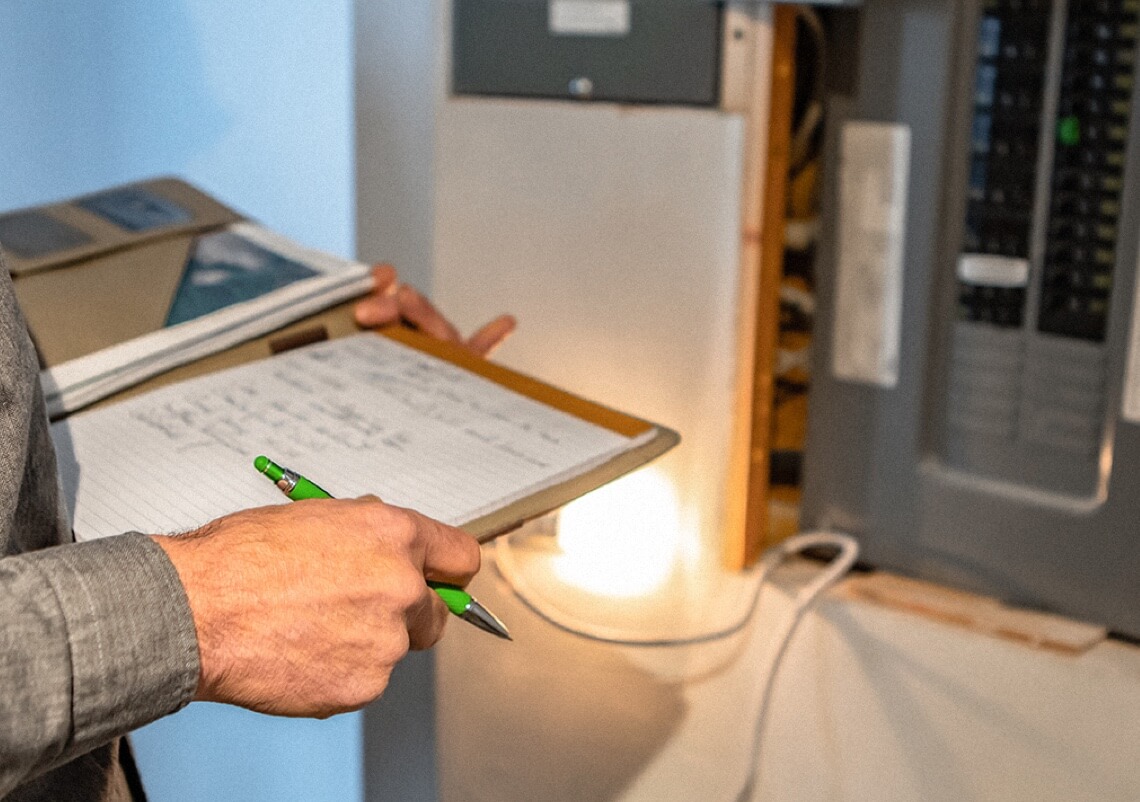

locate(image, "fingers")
[[396, 288, 515, 356], [353, 264, 401, 328], [399, 505, 482, 587], [373, 503, 475, 650], [406, 590, 451, 651], [465, 314, 517, 356], [353, 265, 515, 357], [354, 294, 399, 328], [396, 285, 463, 343], [371, 263, 399, 295], [354, 495, 479, 587]]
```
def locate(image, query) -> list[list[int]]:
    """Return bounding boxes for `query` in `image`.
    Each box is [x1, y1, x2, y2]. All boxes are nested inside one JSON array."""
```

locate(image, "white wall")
[[354, 0, 443, 293], [431, 97, 746, 568], [0, 3, 361, 800]]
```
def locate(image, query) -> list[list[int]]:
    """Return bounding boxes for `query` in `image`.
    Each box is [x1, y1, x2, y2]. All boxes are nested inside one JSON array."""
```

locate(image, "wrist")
[[150, 531, 226, 702]]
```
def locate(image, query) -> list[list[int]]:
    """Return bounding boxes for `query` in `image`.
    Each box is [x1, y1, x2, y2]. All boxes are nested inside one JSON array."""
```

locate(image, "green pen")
[[253, 455, 511, 640]]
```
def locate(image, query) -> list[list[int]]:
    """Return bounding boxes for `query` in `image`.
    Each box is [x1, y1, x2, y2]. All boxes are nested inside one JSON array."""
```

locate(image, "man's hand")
[[354, 265, 516, 357], [152, 496, 480, 718]]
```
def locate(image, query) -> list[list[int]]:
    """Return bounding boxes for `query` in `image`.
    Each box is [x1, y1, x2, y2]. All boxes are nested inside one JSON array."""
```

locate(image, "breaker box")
[[803, 0, 1140, 637]]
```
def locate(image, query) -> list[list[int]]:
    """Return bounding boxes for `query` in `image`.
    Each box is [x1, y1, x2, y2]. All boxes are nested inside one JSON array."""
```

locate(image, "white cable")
[[733, 532, 859, 800], [496, 530, 858, 799], [495, 530, 856, 647]]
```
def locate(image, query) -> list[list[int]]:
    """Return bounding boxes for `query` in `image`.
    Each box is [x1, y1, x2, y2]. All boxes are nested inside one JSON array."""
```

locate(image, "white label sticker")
[[831, 122, 911, 388], [1121, 249, 1140, 422], [549, 0, 631, 36]]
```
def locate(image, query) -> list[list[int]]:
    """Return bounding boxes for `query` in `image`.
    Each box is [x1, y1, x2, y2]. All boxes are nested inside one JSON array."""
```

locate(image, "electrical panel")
[[803, 0, 1140, 636]]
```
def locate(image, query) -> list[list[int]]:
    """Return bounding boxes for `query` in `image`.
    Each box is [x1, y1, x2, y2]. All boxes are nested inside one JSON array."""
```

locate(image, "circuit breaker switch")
[[957, 254, 1030, 287]]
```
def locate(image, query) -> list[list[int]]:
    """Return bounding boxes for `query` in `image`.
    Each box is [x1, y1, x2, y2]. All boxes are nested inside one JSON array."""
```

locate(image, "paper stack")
[[37, 221, 372, 418]]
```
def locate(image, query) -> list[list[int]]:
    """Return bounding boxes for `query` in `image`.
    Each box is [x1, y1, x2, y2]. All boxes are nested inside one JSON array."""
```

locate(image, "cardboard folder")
[[4, 178, 374, 417], [6, 177, 244, 368]]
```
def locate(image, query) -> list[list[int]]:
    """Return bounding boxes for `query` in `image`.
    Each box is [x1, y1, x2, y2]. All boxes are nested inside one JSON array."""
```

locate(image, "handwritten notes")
[[52, 333, 644, 541]]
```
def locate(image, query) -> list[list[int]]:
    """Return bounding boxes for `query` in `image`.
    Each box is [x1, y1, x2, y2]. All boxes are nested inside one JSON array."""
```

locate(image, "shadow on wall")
[[417, 570, 690, 802]]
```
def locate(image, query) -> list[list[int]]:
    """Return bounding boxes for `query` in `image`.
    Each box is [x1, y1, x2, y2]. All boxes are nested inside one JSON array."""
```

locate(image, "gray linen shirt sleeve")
[[0, 252, 201, 795], [0, 535, 201, 795]]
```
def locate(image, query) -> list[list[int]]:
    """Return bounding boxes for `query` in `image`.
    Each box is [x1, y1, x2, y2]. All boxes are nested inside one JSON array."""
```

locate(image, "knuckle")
[[377, 629, 411, 669], [354, 499, 416, 548], [446, 531, 482, 579], [377, 506, 419, 548], [386, 567, 428, 610], [409, 598, 449, 651], [342, 669, 394, 712], [428, 603, 450, 645]]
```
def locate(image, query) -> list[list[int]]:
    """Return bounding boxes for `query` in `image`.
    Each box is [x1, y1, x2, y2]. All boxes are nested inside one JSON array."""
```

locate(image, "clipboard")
[[378, 326, 679, 540], [56, 317, 679, 543]]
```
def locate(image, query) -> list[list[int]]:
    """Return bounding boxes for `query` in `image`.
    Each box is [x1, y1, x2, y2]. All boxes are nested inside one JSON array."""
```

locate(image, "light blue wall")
[[133, 704, 361, 802], [1, 3, 362, 800], [0, 1, 354, 255]]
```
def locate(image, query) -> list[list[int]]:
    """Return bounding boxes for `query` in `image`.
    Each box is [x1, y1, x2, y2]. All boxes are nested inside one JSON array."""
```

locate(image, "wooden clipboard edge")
[[378, 326, 655, 439], [463, 424, 681, 542]]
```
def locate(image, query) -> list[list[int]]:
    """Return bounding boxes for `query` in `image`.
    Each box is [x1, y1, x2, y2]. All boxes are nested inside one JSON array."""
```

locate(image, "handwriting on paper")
[[54, 333, 633, 539]]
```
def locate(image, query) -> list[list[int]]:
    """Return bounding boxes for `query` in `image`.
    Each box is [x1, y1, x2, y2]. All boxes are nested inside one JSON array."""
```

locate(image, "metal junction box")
[[452, 0, 723, 105]]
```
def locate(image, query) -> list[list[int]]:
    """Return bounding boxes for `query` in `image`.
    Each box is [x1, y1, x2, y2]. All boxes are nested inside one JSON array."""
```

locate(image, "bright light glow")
[[552, 467, 685, 598]]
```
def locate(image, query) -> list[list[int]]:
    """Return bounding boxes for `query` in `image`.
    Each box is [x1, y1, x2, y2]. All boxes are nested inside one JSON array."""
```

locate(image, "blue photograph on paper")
[[165, 230, 318, 326]]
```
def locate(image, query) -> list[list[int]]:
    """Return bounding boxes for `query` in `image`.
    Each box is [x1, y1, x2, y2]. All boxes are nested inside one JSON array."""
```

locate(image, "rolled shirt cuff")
[[24, 532, 201, 750]]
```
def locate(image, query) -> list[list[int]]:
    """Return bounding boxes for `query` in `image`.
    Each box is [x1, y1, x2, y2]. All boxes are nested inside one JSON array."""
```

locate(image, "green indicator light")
[[1058, 116, 1081, 147]]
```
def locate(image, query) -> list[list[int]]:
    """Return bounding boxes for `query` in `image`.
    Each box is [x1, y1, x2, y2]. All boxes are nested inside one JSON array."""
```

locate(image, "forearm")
[[0, 533, 199, 794]]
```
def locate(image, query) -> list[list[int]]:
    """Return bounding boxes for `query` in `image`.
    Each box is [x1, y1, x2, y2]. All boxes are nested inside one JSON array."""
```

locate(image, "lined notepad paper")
[[52, 333, 652, 541]]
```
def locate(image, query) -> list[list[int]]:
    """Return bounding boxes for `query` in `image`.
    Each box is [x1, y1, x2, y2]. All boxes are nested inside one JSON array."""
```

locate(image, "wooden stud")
[[725, 5, 799, 569]]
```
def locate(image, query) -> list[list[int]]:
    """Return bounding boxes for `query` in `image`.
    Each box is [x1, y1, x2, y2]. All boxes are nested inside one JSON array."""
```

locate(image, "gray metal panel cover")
[[452, 0, 721, 105], [802, 0, 1140, 637]]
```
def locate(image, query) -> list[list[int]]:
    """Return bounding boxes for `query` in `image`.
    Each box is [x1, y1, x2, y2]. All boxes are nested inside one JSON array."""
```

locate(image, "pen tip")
[[462, 602, 512, 640]]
